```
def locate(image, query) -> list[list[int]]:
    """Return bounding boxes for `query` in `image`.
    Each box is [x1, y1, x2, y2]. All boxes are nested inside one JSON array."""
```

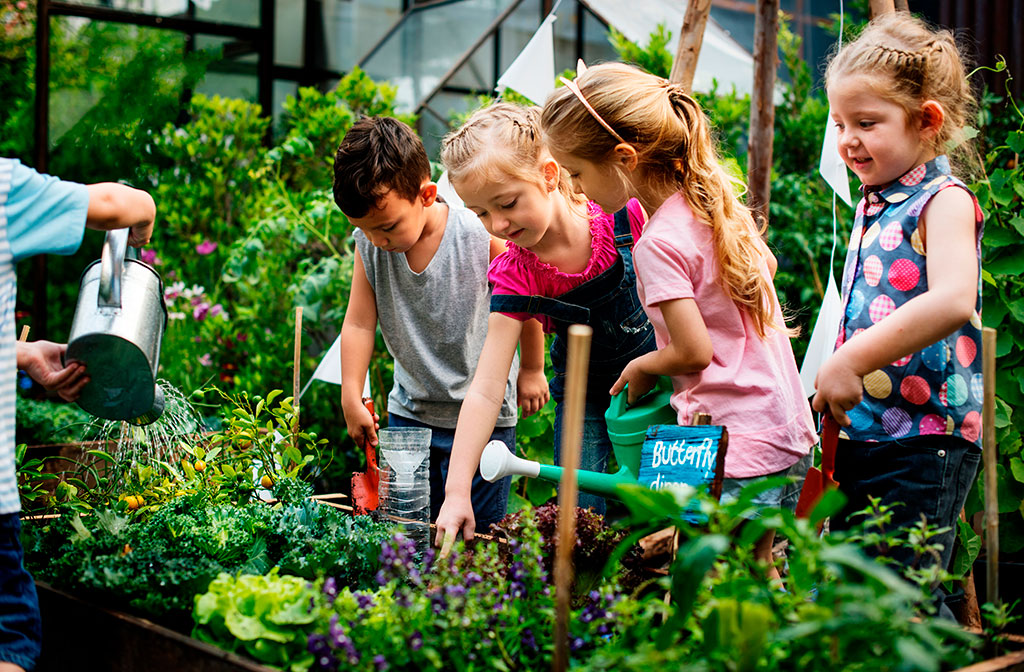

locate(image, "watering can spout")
[[126, 384, 165, 426], [480, 441, 635, 500]]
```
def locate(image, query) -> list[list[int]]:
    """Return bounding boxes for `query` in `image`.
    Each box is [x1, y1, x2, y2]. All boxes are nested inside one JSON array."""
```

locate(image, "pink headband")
[[558, 75, 627, 145]]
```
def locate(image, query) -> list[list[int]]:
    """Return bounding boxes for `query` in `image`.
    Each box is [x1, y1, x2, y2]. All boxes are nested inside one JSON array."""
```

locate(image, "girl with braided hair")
[[807, 13, 984, 576], [541, 62, 816, 578], [434, 102, 656, 542]]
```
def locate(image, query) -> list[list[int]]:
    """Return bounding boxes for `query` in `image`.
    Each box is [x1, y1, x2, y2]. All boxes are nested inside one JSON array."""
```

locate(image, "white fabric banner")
[[818, 108, 852, 207], [436, 170, 464, 208], [798, 272, 843, 398], [300, 335, 370, 399], [496, 14, 557, 105]]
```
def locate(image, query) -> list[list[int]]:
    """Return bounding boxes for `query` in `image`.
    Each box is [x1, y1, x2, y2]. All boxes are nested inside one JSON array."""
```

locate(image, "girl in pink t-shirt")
[[434, 102, 655, 543], [542, 63, 816, 579]]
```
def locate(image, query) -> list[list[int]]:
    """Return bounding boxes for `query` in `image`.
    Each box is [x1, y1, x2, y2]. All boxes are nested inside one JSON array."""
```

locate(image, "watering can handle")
[[98, 229, 129, 309]]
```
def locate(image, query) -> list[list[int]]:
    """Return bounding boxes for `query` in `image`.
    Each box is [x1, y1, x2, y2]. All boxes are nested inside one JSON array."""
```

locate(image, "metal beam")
[[47, 1, 262, 40]]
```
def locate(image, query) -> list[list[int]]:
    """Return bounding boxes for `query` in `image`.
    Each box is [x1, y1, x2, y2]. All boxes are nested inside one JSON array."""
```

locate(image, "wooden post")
[[960, 509, 982, 628], [292, 307, 303, 448], [747, 0, 780, 227], [869, 0, 896, 18], [669, 0, 712, 91], [982, 327, 998, 606], [552, 324, 592, 672]]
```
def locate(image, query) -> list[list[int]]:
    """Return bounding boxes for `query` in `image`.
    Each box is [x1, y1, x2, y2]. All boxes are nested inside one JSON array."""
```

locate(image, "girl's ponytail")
[[542, 63, 791, 339]]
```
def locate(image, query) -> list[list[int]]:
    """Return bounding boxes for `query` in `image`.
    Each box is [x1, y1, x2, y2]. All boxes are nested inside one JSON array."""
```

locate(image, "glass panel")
[[418, 90, 474, 158], [324, 0, 405, 73], [274, 0, 305, 67], [195, 0, 261, 29], [52, 0, 189, 16], [360, 0, 517, 114], [581, 7, 616, 66]]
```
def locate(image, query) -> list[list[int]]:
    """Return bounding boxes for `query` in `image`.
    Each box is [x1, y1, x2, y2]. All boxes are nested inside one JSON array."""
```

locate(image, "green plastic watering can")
[[479, 379, 677, 499]]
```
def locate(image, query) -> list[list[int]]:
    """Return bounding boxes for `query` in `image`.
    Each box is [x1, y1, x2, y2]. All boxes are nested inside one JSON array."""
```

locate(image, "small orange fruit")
[[260, 475, 275, 489]]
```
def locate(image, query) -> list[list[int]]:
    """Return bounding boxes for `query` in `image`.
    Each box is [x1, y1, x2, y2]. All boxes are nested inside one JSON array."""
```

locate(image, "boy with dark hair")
[[336, 117, 547, 534]]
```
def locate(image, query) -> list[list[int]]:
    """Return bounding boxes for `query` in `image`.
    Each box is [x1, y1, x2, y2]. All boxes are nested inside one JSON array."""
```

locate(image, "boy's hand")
[[517, 367, 549, 418], [609, 356, 659, 404], [17, 341, 89, 401], [811, 353, 863, 427], [435, 494, 476, 547], [343, 400, 379, 450]]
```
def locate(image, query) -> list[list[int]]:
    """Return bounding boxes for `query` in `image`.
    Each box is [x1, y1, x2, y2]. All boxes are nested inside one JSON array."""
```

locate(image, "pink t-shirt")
[[489, 200, 642, 333], [631, 192, 816, 478]]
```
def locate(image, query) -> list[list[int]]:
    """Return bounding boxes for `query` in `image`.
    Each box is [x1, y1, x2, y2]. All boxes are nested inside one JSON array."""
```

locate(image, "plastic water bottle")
[[377, 427, 431, 557]]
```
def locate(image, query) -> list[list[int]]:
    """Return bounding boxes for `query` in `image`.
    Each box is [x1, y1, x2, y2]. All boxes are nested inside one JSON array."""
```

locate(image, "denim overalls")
[[490, 207, 656, 513]]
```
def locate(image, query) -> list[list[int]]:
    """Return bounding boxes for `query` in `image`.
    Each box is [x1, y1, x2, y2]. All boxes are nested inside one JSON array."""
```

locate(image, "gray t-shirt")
[[355, 204, 518, 428]]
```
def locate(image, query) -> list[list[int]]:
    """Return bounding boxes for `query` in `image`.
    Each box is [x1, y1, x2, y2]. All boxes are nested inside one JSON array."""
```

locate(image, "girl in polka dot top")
[[814, 13, 984, 576]]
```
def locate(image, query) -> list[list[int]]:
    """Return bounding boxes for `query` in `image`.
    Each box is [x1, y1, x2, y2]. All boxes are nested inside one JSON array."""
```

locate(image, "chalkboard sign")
[[636, 425, 729, 507]]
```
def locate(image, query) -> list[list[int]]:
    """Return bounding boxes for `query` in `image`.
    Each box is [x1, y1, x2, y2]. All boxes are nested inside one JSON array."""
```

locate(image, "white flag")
[[299, 335, 371, 399], [799, 272, 843, 398], [818, 108, 852, 206], [436, 171, 464, 208], [496, 14, 557, 105]]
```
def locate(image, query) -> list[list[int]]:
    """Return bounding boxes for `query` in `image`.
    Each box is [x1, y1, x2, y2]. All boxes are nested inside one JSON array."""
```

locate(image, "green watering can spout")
[[478, 380, 678, 501]]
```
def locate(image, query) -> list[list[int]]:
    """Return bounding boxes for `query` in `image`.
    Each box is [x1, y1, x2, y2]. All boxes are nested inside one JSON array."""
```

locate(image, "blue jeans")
[[720, 451, 812, 515], [830, 434, 981, 572], [553, 398, 612, 516], [0, 514, 41, 670], [387, 415, 515, 531]]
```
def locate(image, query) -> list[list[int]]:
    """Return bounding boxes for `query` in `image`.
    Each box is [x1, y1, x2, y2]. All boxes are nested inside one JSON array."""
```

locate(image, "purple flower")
[[410, 631, 423, 651], [570, 637, 586, 653], [193, 302, 210, 321], [373, 655, 388, 671], [139, 247, 160, 265], [521, 628, 538, 652], [196, 239, 217, 255], [209, 303, 225, 318], [355, 592, 374, 610], [322, 577, 338, 604]]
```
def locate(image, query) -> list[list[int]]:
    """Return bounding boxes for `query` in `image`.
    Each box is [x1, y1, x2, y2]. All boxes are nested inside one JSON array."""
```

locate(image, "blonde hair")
[[541, 62, 788, 339], [825, 12, 975, 160], [440, 101, 585, 210]]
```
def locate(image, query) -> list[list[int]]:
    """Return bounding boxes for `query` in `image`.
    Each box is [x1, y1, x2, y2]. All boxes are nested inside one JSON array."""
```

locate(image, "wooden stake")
[[982, 327, 998, 606], [960, 509, 982, 629], [748, 0, 780, 226], [293, 307, 303, 448], [552, 324, 592, 672], [18, 325, 29, 342], [669, 0, 712, 90]]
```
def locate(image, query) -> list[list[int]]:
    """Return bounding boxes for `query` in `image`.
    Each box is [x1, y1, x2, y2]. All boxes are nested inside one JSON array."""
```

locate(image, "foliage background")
[[7, 6, 1024, 542]]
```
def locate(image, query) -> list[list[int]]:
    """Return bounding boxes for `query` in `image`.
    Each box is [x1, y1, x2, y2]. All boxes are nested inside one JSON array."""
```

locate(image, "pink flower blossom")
[[193, 302, 210, 321], [199, 353, 213, 367], [139, 247, 160, 265], [196, 239, 217, 255], [209, 303, 224, 318]]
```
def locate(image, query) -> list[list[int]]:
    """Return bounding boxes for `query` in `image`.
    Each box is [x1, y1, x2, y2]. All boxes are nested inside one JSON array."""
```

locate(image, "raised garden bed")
[[36, 581, 275, 672]]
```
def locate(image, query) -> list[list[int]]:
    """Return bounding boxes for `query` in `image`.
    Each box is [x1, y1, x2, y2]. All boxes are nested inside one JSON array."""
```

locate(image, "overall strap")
[[489, 293, 590, 324], [612, 205, 634, 249]]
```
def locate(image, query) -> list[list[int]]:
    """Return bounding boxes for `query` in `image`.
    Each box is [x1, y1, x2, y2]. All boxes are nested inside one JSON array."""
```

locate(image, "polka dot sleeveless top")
[[837, 155, 984, 446]]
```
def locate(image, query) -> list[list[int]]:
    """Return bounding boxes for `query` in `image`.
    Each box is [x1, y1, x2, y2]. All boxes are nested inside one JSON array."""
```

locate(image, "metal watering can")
[[479, 380, 677, 499], [66, 228, 168, 425]]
